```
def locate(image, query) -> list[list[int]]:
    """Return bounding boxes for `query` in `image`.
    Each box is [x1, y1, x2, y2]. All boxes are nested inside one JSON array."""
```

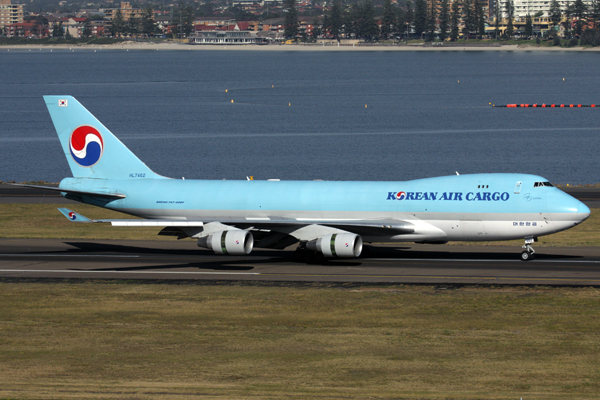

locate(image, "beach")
[[3, 40, 600, 51]]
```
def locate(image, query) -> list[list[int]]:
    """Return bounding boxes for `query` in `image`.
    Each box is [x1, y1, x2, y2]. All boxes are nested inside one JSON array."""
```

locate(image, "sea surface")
[[1, 48, 599, 184]]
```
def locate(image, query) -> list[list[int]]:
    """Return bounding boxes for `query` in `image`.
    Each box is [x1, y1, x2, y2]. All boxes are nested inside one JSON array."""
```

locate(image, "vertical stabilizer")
[[44, 95, 165, 180]]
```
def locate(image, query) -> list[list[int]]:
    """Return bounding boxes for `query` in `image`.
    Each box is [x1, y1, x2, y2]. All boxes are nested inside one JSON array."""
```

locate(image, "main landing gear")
[[294, 244, 325, 264], [521, 237, 536, 261]]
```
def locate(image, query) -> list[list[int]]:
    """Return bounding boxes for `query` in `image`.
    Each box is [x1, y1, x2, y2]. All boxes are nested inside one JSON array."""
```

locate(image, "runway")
[[1, 239, 599, 286], [1, 184, 599, 286]]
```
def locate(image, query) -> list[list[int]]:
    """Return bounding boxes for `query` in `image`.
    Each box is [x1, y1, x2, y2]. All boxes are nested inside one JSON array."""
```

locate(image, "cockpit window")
[[533, 182, 554, 187]]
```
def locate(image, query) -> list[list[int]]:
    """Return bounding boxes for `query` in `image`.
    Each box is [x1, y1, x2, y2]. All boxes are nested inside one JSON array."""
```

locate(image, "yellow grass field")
[[0, 283, 599, 399]]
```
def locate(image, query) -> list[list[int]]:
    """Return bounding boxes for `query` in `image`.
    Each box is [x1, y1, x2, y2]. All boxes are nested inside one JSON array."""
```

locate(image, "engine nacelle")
[[306, 233, 363, 258], [197, 230, 254, 255]]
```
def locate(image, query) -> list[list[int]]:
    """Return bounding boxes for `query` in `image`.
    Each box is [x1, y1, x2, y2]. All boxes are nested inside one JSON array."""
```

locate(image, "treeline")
[[284, 0, 490, 42], [544, 0, 600, 44], [284, 0, 600, 44]]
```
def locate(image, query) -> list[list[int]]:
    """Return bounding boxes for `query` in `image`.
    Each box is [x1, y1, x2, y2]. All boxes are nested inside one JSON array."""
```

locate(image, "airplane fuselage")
[[59, 172, 589, 243]]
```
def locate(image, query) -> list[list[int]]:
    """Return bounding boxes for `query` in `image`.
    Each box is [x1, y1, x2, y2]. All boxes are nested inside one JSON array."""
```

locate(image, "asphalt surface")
[[1, 239, 599, 286], [1, 184, 599, 286]]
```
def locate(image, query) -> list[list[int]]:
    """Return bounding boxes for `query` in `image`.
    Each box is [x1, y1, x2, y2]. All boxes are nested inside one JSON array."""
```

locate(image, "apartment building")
[[512, 0, 595, 18], [0, 0, 23, 29], [104, 2, 144, 21]]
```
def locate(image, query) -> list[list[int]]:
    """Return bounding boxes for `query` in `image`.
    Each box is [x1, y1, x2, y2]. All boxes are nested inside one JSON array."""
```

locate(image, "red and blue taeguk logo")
[[68, 211, 77, 221], [69, 126, 104, 167], [395, 191, 406, 200]]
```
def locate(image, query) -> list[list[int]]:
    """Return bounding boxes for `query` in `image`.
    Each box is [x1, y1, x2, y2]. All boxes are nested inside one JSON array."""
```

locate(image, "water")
[[1, 48, 599, 184]]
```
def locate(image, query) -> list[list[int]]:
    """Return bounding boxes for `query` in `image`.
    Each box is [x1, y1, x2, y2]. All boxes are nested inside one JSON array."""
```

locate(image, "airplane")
[[18, 95, 590, 262]]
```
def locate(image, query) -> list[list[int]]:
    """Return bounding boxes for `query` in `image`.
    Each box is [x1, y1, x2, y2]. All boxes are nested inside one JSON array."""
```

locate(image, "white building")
[[512, 0, 594, 18]]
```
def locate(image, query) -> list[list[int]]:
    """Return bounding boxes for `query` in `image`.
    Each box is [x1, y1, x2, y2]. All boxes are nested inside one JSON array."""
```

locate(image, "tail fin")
[[44, 96, 165, 180]]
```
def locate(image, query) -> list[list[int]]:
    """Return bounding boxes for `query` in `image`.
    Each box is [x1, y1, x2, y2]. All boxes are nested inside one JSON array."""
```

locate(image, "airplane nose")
[[576, 200, 591, 223], [548, 190, 590, 224]]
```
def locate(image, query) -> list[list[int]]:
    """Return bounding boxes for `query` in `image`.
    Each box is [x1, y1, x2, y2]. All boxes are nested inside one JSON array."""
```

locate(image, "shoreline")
[[3, 42, 600, 51]]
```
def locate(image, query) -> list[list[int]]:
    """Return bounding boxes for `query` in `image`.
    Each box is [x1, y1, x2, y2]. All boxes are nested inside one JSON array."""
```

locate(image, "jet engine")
[[306, 233, 363, 258], [197, 230, 254, 255]]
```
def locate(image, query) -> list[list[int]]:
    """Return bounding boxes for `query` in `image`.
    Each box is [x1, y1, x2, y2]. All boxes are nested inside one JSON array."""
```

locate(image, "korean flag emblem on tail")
[[58, 99, 68, 107]]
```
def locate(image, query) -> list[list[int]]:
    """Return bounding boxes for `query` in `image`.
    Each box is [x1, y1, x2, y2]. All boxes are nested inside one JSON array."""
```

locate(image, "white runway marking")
[[0, 254, 140, 258], [366, 258, 600, 264]]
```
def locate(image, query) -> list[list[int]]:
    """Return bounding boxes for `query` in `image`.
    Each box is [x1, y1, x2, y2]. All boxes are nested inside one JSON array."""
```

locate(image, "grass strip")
[[0, 283, 598, 399], [0, 203, 597, 247]]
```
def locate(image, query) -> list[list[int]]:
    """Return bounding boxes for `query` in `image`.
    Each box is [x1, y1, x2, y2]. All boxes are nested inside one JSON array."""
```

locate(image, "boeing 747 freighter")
[[21, 96, 590, 262]]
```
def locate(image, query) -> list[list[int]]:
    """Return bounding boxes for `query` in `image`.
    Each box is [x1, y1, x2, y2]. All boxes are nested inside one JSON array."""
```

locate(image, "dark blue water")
[[1, 49, 599, 184]]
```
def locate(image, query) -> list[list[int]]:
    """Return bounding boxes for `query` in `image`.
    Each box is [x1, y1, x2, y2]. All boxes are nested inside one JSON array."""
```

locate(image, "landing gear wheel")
[[521, 251, 534, 261], [521, 238, 536, 262]]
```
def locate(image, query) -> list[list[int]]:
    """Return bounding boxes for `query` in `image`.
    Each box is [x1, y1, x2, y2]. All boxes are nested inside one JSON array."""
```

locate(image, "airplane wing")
[[58, 208, 412, 233], [57, 208, 414, 247], [223, 219, 414, 236]]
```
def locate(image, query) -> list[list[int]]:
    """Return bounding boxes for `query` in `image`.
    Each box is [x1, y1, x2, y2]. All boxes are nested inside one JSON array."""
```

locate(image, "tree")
[[581, 27, 600, 45], [284, 0, 299, 40], [474, 0, 484, 38], [344, 3, 356, 38], [504, 0, 514, 38], [563, 1, 572, 37], [327, 0, 343, 41], [572, 0, 587, 35], [359, 0, 379, 41], [82, 20, 92, 38], [549, 0, 562, 34], [127, 18, 140, 37], [463, 0, 474, 39], [347, 1, 378, 41], [405, 0, 414, 39], [494, 0, 501, 39], [381, 0, 397, 39], [172, 4, 194, 38], [450, 0, 460, 41], [52, 23, 60, 38], [57, 21, 64, 38], [589, 0, 600, 32], [478, 9, 485, 37], [525, 13, 533, 37], [414, 0, 428, 39], [438, 0, 449, 41], [111, 9, 125, 37], [396, 5, 408, 40], [141, 7, 157, 37], [427, 0, 437, 41], [311, 17, 322, 41]]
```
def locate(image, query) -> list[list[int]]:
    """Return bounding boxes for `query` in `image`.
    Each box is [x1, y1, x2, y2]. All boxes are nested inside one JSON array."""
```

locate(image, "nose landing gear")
[[521, 237, 536, 261]]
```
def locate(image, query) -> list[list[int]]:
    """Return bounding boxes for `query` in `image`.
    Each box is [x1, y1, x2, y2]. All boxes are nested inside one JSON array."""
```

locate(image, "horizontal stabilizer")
[[58, 208, 93, 223], [58, 208, 204, 227]]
